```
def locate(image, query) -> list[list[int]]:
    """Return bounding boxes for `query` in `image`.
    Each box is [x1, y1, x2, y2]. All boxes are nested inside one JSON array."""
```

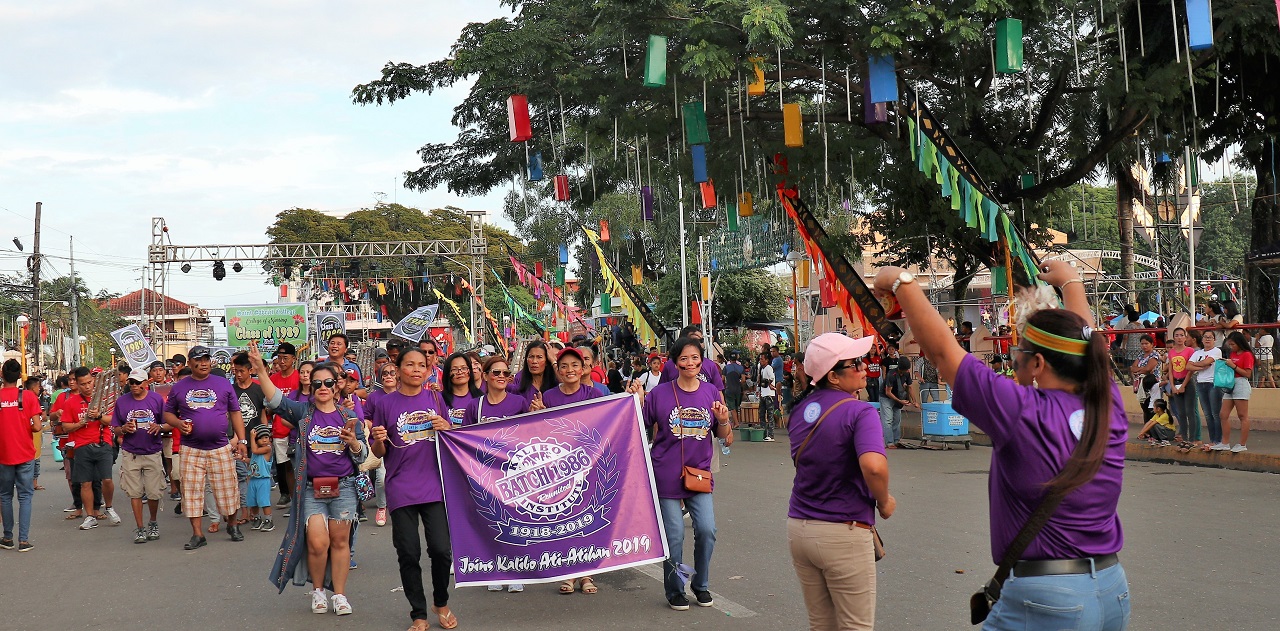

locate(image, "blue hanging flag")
[[558, 243, 569, 265], [691, 144, 709, 183], [528, 151, 544, 182], [867, 55, 898, 103], [1185, 0, 1213, 51]]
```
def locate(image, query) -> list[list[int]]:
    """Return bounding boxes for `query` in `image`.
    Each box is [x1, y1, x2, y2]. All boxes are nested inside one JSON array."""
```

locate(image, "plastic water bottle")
[[719, 438, 730, 455]]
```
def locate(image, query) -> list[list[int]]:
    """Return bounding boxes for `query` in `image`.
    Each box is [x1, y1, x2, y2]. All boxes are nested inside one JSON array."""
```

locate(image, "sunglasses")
[[488, 369, 513, 377], [310, 378, 338, 390], [423, 350, 437, 356]]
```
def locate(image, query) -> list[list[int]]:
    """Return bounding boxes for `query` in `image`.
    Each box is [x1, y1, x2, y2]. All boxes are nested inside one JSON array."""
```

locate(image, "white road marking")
[[632, 563, 759, 618]]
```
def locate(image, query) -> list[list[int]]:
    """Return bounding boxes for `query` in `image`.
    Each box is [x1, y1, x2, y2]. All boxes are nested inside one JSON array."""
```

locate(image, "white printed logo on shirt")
[[1068, 410, 1085, 440]]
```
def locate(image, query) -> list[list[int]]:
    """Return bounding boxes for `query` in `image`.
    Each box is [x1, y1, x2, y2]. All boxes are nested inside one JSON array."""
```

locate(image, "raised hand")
[[711, 400, 729, 423], [529, 392, 545, 411]]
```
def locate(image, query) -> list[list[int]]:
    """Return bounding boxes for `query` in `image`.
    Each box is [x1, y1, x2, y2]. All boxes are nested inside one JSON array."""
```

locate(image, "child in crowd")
[[1137, 399, 1176, 446], [247, 426, 275, 532]]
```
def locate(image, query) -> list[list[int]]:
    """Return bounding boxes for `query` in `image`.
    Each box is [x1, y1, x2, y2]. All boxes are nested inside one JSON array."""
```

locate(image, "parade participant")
[[365, 363, 397, 527], [659, 325, 725, 389], [467, 351, 484, 390], [1220, 331, 1255, 453], [511, 340, 557, 407], [441, 352, 480, 427], [22, 376, 45, 491], [757, 354, 777, 441], [254, 348, 364, 616], [418, 338, 445, 389], [270, 344, 300, 507], [643, 337, 732, 610], [787, 333, 892, 631], [147, 363, 182, 505], [51, 370, 100, 520], [575, 345, 611, 396], [231, 352, 266, 526], [880, 358, 913, 448], [540, 347, 602, 410], [1190, 331, 1225, 452], [111, 367, 167, 543], [164, 346, 248, 549], [864, 347, 882, 402], [464, 356, 530, 594], [369, 348, 458, 631], [874, 260, 1128, 630], [170, 354, 187, 374], [386, 339, 405, 364], [0, 359, 41, 551], [324, 333, 362, 384], [61, 366, 121, 530]]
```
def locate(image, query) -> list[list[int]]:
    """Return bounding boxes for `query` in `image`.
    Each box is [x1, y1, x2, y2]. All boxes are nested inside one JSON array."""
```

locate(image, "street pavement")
[[4, 439, 1278, 630]]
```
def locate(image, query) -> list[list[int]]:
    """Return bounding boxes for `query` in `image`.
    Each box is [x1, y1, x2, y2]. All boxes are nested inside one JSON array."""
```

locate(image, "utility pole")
[[70, 236, 80, 367], [678, 175, 689, 328], [29, 202, 43, 375]]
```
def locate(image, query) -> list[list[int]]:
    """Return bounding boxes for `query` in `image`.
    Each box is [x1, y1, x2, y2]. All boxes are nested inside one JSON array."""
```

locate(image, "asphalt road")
[[4, 441, 1278, 630]]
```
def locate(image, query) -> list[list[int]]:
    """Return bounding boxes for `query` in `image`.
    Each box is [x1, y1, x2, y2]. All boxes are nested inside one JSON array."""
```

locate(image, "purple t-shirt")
[[659, 359, 725, 390], [365, 387, 393, 421], [165, 375, 238, 451], [787, 389, 884, 523], [372, 389, 448, 512], [303, 408, 357, 479], [540, 383, 603, 409], [643, 381, 719, 499], [111, 391, 166, 456], [461, 392, 531, 426], [339, 396, 364, 425], [443, 390, 476, 427], [951, 354, 1126, 563]]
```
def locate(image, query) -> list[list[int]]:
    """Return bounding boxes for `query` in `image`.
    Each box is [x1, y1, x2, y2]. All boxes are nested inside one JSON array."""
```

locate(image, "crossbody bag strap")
[[984, 493, 1068, 599], [791, 396, 856, 465]]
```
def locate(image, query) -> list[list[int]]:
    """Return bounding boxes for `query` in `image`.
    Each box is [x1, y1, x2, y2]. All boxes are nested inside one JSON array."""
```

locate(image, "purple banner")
[[437, 394, 667, 586]]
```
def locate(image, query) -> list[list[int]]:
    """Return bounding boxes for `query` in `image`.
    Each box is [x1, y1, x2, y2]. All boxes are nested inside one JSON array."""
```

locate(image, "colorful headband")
[[1023, 324, 1089, 357]]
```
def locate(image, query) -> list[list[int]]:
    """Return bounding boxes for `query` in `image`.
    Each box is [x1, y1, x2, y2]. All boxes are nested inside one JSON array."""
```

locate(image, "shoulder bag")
[[1213, 358, 1237, 389], [672, 383, 713, 494], [969, 493, 1066, 624], [791, 395, 885, 561]]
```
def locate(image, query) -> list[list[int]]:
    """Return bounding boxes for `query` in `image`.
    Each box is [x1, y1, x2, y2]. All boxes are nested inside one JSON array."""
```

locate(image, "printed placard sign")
[[391, 305, 439, 343], [110, 324, 159, 370], [314, 311, 347, 346], [209, 346, 237, 379], [436, 395, 667, 586], [225, 303, 308, 356]]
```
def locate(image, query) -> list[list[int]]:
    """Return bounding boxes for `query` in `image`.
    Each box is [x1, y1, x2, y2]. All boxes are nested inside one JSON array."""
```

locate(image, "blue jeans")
[[984, 562, 1130, 631], [1197, 381, 1224, 444], [659, 494, 717, 600], [0, 460, 36, 542], [880, 404, 902, 445]]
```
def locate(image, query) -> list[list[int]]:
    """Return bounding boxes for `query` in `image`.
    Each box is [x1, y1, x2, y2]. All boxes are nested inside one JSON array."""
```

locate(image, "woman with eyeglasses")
[[786, 333, 893, 630], [440, 353, 481, 428], [250, 347, 366, 617], [369, 348, 458, 631], [365, 365, 397, 527], [873, 261, 1128, 630], [511, 341, 557, 409], [643, 336, 732, 611], [463, 356, 531, 594]]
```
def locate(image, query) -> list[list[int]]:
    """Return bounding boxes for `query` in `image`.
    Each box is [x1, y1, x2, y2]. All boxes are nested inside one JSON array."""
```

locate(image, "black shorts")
[[724, 391, 743, 411], [72, 443, 114, 484]]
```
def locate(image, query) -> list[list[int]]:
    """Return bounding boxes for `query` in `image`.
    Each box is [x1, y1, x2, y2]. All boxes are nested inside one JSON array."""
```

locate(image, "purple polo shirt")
[[165, 375, 237, 451], [644, 381, 720, 499], [111, 391, 167, 456], [787, 390, 884, 524], [951, 354, 1126, 563], [461, 392, 531, 426], [371, 389, 448, 511]]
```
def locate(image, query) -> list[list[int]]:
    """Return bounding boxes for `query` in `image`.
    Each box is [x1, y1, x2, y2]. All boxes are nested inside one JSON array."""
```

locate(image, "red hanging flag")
[[554, 175, 570, 201], [699, 180, 716, 209], [535, 261, 543, 278], [506, 95, 533, 142], [600, 220, 611, 242], [690, 300, 703, 324]]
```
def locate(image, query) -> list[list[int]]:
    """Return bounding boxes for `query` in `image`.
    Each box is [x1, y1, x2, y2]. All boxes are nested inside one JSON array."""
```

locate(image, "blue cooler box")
[[867, 401, 880, 412], [921, 402, 969, 436]]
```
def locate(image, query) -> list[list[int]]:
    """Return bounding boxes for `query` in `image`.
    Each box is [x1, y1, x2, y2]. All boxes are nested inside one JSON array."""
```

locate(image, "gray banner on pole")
[[110, 324, 160, 370]]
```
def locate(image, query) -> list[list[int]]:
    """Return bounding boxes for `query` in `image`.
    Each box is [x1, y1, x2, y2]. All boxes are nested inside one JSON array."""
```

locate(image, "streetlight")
[[15, 314, 29, 378], [786, 251, 804, 352]]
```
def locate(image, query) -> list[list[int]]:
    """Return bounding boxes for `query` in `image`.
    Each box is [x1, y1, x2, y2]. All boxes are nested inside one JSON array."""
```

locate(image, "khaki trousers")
[[788, 517, 877, 631]]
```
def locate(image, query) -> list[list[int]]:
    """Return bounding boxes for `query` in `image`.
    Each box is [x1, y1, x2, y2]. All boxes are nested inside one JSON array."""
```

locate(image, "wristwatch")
[[238, 439, 248, 445], [891, 271, 916, 294]]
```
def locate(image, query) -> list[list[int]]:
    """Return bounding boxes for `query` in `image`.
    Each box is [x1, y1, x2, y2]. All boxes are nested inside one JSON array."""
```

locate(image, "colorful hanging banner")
[[582, 228, 665, 347], [438, 395, 667, 586], [433, 288, 473, 344]]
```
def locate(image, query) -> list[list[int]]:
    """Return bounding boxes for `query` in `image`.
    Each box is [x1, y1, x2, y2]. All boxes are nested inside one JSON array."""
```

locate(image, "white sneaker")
[[507, 583, 524, 593], [104, 507, 121, 525], [1231, 444, 1248, 453], [487, 585, 503, 592], [78, 516, 99, 530], [1212, 442, 1232, 451], [331, 593, 352, 616], [310, 589, 328, 614]]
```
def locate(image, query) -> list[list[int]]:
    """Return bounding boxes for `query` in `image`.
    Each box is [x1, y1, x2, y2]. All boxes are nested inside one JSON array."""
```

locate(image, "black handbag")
[[969, 494, 1066, 624]]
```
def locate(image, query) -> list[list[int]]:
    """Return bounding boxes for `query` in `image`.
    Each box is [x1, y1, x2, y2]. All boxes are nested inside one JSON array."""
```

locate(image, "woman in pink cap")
[[873, 260, 1128, 630], [787, 332, 895, 630]]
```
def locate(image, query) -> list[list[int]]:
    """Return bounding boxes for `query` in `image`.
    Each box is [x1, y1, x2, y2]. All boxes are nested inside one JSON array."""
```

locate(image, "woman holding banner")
[[441, 352, 481, 428], [250, 346, 367, 617], [643, 336, 733, 610], [463, 356, 531, 594], [368, 348, 459, 631], [511, 341, 557, 408], [540, 347, 602, 411]]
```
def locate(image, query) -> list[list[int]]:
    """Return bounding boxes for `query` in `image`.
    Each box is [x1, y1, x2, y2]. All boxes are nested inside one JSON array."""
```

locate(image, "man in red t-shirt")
[[1, 359, 42, 550], [54, 367, 119, 529], [268, 342, 299, 505]]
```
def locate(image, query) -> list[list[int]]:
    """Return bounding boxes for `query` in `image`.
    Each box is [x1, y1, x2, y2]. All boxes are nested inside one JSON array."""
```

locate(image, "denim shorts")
[[1222, 376, 1252, 400], [301, 477, 358, 522]]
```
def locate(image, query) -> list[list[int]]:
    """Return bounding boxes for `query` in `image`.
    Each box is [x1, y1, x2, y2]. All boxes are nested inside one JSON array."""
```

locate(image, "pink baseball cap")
[[803, 333, 876, 378]]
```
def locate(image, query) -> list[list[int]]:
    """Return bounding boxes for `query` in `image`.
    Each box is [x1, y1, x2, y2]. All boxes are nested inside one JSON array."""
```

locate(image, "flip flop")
[[407, 620, 429, 631], [208, 522, 220, 533], [65, 512, 83, 520], [431, 607, 458, 630]]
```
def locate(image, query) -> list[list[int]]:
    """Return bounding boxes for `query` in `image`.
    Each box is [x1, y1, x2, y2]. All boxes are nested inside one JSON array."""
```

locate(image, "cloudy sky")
[[0, 0, 512, 309]]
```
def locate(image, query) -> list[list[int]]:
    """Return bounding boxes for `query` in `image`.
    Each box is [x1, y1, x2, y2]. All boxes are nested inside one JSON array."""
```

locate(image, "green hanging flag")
[[682, 102, 710, 145], [995, 19, 1024, 73], [960, 180, 977, 228], [600, 293, 612, 313], [907, 119, 918, 162], [644, 35, 668, 87], [556, 266, 566, 285], [949, 168, 962, 211], [938, 158, 952, 197], [727, 205, 739, 232], [1020, 173, 1035, 189], [982, 197, 1001, 242], [992, 265, 1008, 294]]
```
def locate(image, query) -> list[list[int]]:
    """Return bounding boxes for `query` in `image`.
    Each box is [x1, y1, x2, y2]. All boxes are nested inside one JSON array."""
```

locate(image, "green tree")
[[1, 273, 126, 370], [651, 267, 786, 326]]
